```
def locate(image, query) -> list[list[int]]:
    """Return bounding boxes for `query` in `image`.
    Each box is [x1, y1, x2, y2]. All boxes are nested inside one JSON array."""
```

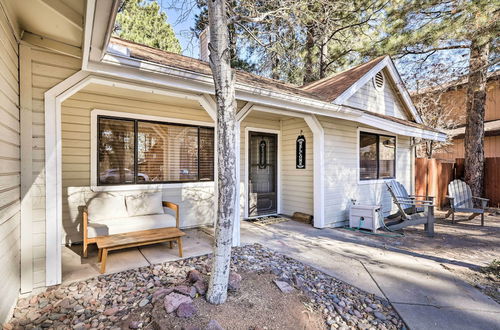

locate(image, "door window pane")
[[359, 132, 378, 180], [379, 135, 395, 178], [98, 118, 135, 184]]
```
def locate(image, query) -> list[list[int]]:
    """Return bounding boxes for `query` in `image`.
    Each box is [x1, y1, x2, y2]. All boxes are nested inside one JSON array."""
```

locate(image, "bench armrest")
[[163, 201, 180, 228]]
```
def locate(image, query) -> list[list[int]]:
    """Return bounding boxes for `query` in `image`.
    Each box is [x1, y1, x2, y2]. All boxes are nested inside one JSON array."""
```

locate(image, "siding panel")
[[0, 6, 20, 323], [320, 116, 412, 227]]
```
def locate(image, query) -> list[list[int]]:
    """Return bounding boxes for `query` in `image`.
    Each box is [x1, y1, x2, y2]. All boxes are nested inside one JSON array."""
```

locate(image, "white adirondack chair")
[[445, 179, 489, 226], [385, 180, 435, 236]]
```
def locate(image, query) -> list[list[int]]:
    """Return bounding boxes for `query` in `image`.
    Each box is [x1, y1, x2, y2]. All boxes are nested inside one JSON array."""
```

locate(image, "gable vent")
[[373, 71, 385, 90]]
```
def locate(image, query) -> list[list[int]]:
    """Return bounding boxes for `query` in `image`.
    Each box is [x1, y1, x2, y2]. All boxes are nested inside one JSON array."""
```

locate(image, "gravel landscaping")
[[5, 244, 404, 330]]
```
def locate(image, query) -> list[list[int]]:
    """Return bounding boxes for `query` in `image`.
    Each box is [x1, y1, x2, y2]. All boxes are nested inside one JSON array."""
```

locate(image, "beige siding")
[[0, 4, 20, 322], [320, 116, 412, 227], [281, 118, 313, 216], [61, 89, 214, 243], [344, 69, 410, 120], [29, 47, 80, 288]]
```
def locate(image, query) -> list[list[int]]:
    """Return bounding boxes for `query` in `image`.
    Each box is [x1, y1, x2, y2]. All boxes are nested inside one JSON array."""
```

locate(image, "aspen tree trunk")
[[464, 38, 489, 198], [206, 0, 237, 305]]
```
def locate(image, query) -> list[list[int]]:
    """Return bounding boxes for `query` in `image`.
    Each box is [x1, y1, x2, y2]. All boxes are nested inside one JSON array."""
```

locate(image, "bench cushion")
[[87, 213, 176, 238], [87, 196, 128, 222], [125, 192, 164, 216]]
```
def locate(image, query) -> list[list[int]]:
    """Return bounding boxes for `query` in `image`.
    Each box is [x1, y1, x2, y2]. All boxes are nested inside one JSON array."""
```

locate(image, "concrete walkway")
[[240, 221, 500, 330]]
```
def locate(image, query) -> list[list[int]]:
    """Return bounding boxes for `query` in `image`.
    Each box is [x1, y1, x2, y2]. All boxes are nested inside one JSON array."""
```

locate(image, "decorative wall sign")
[[259, 140, 267, 169], [296, 133, 306, 169]]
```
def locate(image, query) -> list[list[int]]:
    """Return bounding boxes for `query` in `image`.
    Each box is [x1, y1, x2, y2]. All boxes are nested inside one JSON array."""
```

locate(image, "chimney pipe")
[[199, 27, 209, 62]]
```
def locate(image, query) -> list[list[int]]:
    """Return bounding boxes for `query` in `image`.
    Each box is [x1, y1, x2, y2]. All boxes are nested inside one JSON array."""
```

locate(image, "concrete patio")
[[62, 229, 213, 284]]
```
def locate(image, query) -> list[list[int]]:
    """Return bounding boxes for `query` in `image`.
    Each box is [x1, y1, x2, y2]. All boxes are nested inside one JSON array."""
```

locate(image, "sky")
[[158, 1, 200, 58]]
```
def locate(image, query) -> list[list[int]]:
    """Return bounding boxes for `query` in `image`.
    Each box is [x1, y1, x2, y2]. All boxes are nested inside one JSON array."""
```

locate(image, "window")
[[359, 131, 395, 180], [98, 116, 214, 185]]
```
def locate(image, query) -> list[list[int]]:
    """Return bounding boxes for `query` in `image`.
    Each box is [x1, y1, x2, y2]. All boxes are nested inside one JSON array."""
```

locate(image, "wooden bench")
[[96, 227, 186, 274]]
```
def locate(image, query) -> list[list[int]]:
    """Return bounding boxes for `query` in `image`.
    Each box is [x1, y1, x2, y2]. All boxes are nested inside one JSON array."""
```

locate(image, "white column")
[[233, 122, 241, 246], [304, 115, 325, 228]]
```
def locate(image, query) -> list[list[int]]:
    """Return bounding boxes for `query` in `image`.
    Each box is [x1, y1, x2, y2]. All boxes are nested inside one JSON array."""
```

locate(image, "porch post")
[[304, 115, 325, 228], [233, 121, 241, 246]]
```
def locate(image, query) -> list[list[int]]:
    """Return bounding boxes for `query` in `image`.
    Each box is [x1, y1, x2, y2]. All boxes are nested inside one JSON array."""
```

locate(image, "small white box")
[[349, 204, 382, 233]]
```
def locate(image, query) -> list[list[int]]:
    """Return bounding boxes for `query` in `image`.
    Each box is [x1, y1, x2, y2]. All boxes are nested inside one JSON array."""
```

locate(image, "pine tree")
[[115, 0, 181, 53], [378, 0, 499, 197]]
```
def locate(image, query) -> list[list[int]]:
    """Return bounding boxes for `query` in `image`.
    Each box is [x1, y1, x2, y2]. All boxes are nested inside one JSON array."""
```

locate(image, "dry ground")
[[146, 272, 326, 330], [351, 209, 500, 302]]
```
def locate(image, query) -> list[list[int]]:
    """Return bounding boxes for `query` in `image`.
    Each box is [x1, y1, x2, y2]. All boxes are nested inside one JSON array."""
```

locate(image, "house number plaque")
[[296, 134, 306, 169]]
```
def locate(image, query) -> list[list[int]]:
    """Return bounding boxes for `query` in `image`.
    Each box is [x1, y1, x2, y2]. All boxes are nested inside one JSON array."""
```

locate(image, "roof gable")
[[343, 69, 411, 120], [302, 56, 422, 123]]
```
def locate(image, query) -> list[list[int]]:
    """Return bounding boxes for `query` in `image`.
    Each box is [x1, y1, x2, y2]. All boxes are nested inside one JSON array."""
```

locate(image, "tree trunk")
[[464, 38, 489, 197], [319, 35, 328, 79], [303, 25, 315, 84], [206, 0, 237, 305]]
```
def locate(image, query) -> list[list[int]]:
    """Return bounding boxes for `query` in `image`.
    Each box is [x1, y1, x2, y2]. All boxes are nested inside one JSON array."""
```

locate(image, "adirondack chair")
[[386, 180, 425, 216], [385, 180, 435, 236], [445, 179, 489, 226]]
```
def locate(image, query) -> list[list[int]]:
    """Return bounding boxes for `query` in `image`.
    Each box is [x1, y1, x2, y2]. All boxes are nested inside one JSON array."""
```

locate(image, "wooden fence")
[[415, 158, 454, 208], [416, 157, 500, 209]]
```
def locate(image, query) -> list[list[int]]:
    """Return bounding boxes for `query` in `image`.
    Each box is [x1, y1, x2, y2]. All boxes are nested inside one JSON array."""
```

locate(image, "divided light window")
[[359, 132, 396, 180], [98, 116, 214, 185]]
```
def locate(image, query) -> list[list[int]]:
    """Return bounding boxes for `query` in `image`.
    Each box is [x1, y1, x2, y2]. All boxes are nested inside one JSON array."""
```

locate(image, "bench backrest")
[[448, 179, 473, 209]]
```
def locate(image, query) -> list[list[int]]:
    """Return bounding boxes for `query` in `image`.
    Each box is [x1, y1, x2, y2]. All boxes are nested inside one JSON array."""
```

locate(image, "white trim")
[[334, 56, 423, 124], [45, 73, 218, 286], [303, 115, 325, 228], [233, 121, 241, 246], [81, 0, 96, 70], [244, 127, 282, 219], [356, 127, 398, 185], [90, 109, 215, 188]]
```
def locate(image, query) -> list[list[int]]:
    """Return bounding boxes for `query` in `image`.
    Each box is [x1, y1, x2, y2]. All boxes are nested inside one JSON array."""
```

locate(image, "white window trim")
[[357, 126, 398, 185], [244, 127, 282, 218], [90, 109, 215, 191]]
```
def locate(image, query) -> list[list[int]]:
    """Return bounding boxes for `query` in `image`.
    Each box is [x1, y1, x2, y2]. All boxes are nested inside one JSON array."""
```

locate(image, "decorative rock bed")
[[4, 244, 404, 329]]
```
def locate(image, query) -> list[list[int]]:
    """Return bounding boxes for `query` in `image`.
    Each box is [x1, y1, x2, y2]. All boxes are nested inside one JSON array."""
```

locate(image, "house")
[[0, 0, 445, 322], [424, 71, 500, 160]]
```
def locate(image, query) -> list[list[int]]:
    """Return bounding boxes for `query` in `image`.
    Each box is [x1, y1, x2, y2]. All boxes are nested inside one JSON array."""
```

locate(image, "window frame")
[[96, 114, 215, 186], [358, 130, 396, 182]]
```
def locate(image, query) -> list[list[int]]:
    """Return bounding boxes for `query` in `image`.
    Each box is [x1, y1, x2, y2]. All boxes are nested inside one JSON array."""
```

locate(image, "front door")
[[248, 132, 277, 217]]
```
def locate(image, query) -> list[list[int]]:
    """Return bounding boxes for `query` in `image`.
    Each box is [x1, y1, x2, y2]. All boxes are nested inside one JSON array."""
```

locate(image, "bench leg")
[[177, 237, 183, 258], [98, 248, 103, 262], [83, 241, 88, 258], [100, 248, 108, 274], [481, 213, 484, 226], [169, 241, 173, 249]]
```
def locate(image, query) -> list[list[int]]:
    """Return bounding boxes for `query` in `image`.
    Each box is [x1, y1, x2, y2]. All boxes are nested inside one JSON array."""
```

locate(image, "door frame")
[[244, 127, 281, 218]]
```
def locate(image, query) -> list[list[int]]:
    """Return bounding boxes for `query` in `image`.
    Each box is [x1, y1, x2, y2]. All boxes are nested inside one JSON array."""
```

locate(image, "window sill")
[[90, 181, 215, 192]]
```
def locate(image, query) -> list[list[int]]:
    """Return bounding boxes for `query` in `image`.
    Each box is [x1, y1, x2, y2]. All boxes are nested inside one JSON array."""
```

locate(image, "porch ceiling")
[[7, 0, 84, 47], [80, 83, 206, 110]]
